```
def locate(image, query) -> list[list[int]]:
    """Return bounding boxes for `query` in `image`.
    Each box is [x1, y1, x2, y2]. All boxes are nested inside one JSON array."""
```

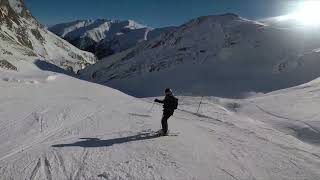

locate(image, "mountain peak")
[[220, 13, 239, 18], [177, 13, 248, 30], [194, 13, 243, 24]]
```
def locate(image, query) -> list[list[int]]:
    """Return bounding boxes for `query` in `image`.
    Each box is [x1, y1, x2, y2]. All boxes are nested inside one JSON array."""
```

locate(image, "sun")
[[277, 1, 320, 26], [293, 1, 320, 26]]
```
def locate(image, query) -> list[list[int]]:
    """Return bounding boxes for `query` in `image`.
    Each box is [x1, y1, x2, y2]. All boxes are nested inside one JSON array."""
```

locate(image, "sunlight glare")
[[277, 1, 320, 26]]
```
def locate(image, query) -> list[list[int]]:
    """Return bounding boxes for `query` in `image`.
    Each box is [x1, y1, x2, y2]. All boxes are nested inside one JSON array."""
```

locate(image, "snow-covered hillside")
[[49, 19, 176, 59], [0, 0, 96, 72], [1, 61, 320, 179], [80, 13, 320, 98]]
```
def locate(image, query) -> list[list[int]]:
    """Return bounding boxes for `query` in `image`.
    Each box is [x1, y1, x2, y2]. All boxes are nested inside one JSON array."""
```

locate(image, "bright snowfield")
[[80, 14, 320, 98], [1, 65, 320, 180]]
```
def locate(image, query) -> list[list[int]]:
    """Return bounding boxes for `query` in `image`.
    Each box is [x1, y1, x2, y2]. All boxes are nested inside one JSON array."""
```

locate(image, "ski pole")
[[196, 96, 204, 114], [148, 102, 155, 113]]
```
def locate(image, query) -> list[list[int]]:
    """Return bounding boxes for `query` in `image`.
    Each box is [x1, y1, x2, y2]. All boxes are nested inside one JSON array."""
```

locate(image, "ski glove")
[[154, 99, 161, 103]]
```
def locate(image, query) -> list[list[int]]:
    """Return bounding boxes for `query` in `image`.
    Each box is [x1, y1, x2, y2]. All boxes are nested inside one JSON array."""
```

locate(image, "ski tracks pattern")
[[52, 150, 69, 180], [29, 158, 41, 180], [28, 149, 89, 180], [72, 149, 89, 180], [28, 155, 53, 180]]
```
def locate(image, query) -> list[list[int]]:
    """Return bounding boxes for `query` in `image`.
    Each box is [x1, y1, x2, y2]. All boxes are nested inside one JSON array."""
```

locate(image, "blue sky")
[[25, 0, 300, 27]]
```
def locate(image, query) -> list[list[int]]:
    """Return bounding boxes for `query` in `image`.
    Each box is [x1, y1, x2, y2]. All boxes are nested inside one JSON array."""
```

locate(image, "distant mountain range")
[[49, 19, 176, 59], [80, 13, 320, 97]]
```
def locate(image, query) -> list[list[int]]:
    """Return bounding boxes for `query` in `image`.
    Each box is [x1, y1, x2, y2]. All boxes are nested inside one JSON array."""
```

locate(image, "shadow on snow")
[[34, 60, 74, 76], [128, 113, 152, 118], [52, 133, 160, 148]]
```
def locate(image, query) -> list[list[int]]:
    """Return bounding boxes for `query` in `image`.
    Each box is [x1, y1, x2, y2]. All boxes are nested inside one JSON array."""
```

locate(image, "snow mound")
[[46, 75, 60, 81]]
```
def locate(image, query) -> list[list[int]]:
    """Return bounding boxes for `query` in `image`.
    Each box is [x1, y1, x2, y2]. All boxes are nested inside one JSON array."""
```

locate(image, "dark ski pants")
[[161, 111, 173, 134]]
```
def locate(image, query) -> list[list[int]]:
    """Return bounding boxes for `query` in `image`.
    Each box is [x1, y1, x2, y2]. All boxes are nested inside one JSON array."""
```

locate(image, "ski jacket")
[[155, 95, 178, 112]]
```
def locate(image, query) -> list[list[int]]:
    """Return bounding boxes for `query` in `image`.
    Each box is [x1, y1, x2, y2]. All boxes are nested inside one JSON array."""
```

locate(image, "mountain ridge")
[[49, 19, 176, 59]]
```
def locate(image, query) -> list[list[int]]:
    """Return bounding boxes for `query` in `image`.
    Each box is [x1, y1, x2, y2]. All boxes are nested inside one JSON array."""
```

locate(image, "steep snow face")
[[80, 13, 320, 97], [0, 0, 96, 72], [49, 19, 176, 59], [1, 65, 320, 179]]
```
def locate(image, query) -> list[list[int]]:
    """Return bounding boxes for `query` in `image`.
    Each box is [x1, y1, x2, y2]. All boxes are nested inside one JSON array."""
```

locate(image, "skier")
[[154, 88, 178, 136]]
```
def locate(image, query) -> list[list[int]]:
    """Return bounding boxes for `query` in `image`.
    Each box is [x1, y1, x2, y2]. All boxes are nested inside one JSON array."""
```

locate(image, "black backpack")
[[173, 97, 178, 110], [164, 95, 179, 110]]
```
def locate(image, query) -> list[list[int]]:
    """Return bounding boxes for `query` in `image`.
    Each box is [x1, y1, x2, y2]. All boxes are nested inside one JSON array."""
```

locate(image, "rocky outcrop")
[[0, 60, 17, 71]]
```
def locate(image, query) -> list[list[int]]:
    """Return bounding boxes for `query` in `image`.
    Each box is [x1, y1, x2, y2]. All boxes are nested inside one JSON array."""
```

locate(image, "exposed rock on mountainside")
[[0, 59, 17, 71]]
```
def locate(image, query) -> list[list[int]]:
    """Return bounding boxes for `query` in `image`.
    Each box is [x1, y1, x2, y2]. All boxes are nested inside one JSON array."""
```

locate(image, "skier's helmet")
[[165, 88, 173, 95]]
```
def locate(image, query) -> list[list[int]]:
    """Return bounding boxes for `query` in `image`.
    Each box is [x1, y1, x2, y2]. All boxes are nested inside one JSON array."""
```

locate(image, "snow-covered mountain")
[[49, 19, 176, 59], [0, 0, 96, 72], [80, 13, 320, 98]]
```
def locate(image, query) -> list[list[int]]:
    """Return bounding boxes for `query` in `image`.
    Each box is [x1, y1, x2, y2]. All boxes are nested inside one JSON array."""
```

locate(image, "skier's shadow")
[[52, 133, 159, 148], [128, 113, 152, 118], [34, 60, 73, 75]]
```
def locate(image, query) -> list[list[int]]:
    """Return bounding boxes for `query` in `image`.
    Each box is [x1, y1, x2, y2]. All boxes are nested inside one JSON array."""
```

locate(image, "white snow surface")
[[80, 13, 320, 97], [1, 61, 320, 180]]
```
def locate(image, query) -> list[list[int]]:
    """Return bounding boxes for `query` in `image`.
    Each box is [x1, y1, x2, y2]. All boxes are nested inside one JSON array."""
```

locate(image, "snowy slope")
[[49, 19, 176, 59], [237, 78, 320, 146], [0, 0, 96, 72], [80, 13, 320, 98], [1, 62, 320, 179]]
